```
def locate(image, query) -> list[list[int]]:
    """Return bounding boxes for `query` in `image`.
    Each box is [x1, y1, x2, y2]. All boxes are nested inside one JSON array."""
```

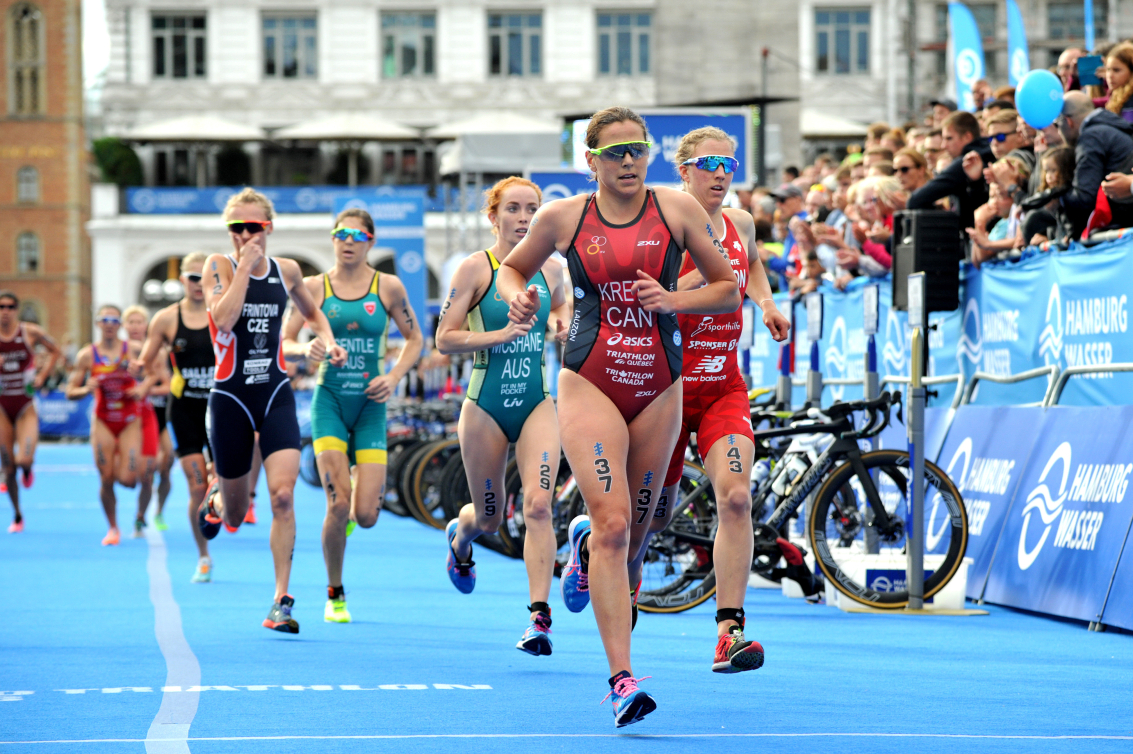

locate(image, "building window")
[[16, 233, 39, 274], [263, 16, 317, 79], [9, 4, 45, 116], [597, 13, 651, 76], [815, 9, 870, 75], [152, 14, 206, 79], [1048, 2, 1108, 42], [488, 13, 542, 77], [16, 166, 39, 203], [382, 13, 436, 78], [155, 148, 191, 186]]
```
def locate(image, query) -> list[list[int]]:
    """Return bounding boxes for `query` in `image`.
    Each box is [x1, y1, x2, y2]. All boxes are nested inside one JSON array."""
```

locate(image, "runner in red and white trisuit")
[[629, 126, 789, 674]]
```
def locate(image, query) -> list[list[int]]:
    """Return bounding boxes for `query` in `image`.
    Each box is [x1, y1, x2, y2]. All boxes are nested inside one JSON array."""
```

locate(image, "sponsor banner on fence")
[[934, 405, 1045, 597], [983, 405, 1133, 622], [36, 392, 92, 436], [126, 186, 428, 215]]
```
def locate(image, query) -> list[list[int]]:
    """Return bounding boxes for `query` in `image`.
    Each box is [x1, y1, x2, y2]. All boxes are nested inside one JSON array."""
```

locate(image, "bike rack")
[[959, 365, 1061, 407], [1043, 363, 1133, 407], [881, 373, 964, 410]]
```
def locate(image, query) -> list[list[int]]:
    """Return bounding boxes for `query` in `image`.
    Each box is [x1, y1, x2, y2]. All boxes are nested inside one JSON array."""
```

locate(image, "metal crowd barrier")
[[1043, 363, 1133, 407], [881, 373, 965, 410], [959, 365, 1061, 408]]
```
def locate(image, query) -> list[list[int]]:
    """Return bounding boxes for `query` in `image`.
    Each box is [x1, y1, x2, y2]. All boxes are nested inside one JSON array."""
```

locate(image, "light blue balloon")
[[1016, 69, 1065, 129]]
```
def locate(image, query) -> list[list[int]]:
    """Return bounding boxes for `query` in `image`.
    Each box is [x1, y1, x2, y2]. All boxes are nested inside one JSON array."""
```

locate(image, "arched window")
[[9, 4, 45, 116], [16, 232, 39, 274], [16, 166, 38, 203]]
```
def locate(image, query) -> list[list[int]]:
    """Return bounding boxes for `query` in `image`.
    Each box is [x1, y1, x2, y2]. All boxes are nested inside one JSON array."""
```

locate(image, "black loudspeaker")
[[891, 210, 963, 312]]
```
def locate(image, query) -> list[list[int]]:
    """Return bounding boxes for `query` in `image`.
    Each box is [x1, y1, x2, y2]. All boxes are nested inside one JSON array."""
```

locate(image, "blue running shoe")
[[561, 515, 590, 612], [516, 613, 553, 656], [445, 519, 476, 594], [600, 673, 656, 728], [197, 481, 222, 541]]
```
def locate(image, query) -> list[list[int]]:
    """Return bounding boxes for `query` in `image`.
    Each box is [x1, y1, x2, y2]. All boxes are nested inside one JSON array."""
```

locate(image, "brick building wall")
[[0, 0, 91, 351]]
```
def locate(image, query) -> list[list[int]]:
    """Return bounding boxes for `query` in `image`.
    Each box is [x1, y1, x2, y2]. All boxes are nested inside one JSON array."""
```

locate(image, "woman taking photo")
[[498, 106, 742, 727], [282, 208, 422, 624], [435, 177, 570, 656]]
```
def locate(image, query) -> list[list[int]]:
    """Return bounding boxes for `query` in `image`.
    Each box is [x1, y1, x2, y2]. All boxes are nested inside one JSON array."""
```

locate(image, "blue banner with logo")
[[949, 2, 986, 112], [332, 191, 428, 339], [528, 171, 593, 202], [934, 405, 1045, 598], [983, 406, 1133, 622], [1006, 0, 1029, 86], [36, 392, 92, 437], [126, 185, 428, 215]]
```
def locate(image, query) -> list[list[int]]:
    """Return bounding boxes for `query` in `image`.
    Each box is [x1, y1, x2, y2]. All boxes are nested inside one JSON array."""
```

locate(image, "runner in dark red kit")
[[497, 106, 741, 728], [0, 291, 62, 532], [629, 127, 790, 674]]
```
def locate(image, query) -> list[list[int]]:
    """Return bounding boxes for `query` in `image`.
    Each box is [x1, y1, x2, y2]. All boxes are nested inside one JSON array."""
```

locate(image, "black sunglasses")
[[226, 221, 269, 234], [0, 304, 16, 311], [897, 166, 913, 174]]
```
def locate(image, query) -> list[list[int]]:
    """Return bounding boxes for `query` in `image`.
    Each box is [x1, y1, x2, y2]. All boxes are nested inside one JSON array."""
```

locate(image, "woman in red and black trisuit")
[[0, 291, 62, 533], [629, 127, 790, 674], [498, 107, 740, 727], [66, 305, 148, 545]]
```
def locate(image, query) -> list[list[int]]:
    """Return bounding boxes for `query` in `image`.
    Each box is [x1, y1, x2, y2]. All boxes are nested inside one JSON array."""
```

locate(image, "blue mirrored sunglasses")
[[682, 155, 739, 174], [331, 227, 373, 242]]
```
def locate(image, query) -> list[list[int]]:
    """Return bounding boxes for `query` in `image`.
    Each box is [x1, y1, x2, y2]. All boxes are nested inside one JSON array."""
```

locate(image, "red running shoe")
[[20, 468, 33, 488], [712, 626, 765, 673], [243, 499, 257, 525]]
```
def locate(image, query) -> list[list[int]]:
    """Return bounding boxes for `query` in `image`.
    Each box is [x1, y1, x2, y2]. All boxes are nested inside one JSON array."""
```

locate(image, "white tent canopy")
[[800, 108, 869, 138], [272, 113, 420, 141], [426, 112, 561, 139], [120, 115, 263, 142]]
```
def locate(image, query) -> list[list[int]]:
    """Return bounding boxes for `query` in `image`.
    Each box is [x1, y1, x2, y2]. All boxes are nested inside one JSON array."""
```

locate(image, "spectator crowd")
[[743, 41, 1133, 292]]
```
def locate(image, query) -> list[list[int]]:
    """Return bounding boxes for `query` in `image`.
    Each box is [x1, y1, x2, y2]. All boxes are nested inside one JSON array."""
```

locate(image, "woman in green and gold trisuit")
[[282, 208, 423, 624], [435, 177, 571, 655]]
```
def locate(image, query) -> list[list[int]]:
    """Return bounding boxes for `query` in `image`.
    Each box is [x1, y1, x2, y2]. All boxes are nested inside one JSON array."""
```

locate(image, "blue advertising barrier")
[[126, 185, 429, 215], [332, 192, 428, 339], [983, 405, 1133, 623], [528, 170, 592, 202], [933, 405, 1045, 598], [36, 392, 92, 437]]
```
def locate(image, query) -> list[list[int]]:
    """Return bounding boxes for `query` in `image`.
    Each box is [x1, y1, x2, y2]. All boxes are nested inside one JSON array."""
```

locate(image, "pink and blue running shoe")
[[516, 612, 552, 656], [445, 519, 476, 594], [561, 515, 591, 612], [600, 673, 656, 728]]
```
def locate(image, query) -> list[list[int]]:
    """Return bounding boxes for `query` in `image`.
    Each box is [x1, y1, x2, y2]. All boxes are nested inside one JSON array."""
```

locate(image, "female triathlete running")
[[0, 291, 61, 532], [123, 305, 164, 538], [435, 177, 570, 656], [628, 127, 790, 673], [498, 106, 741, 727], [66, 305, 146, 545], [200, 188, 345, 634], [138, 252, 217, 582], [282, 208, 423, 624]]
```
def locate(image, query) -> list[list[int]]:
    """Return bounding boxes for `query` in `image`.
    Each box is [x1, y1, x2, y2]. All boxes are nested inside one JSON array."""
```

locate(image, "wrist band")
[[758, 298, 775, 310]]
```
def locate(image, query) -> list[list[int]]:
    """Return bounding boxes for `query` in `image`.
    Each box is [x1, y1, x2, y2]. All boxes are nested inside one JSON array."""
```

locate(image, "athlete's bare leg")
[[181, 453, 210, 558], [557, 371, 680, 676], [263, 448, 300, 602], [113, 420, 142, 489], [92, 420, 121, 529], [451, 401, 509, 560], [0, 409, 19, 519], [702, 434, 755, 635], [514, 397, 561, 615], [248, 438, 263, 510], [13, 403, 37, 483], [628, 481, 681, 588], [135, 455, 156, 524], [156, 429, 174, 514]]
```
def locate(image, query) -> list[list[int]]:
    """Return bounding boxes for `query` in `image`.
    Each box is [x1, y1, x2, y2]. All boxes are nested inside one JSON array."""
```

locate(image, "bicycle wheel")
[[435, 446, 512, 556], [410, 439, 461, 530], [299, 441, 320, 488], [809, 449, 968, 609], [385, 437, 428, 518], [638, 462, 719, 614]]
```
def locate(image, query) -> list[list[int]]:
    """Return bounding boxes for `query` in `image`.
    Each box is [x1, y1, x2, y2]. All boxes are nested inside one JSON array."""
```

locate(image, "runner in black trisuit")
[[199, 188, 345, 633]]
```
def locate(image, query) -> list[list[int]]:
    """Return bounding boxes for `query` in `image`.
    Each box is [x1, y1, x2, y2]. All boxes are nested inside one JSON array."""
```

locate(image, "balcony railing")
[[122, 185, 479, 215]]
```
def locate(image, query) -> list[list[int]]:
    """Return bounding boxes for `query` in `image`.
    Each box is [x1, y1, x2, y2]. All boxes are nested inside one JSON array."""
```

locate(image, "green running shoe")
[[345, 519, 356, 537], [191, 557, 212, 583], [324, 597, 352, 623], [132, 518, 146, 539], [154, 513, 167, 531]]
